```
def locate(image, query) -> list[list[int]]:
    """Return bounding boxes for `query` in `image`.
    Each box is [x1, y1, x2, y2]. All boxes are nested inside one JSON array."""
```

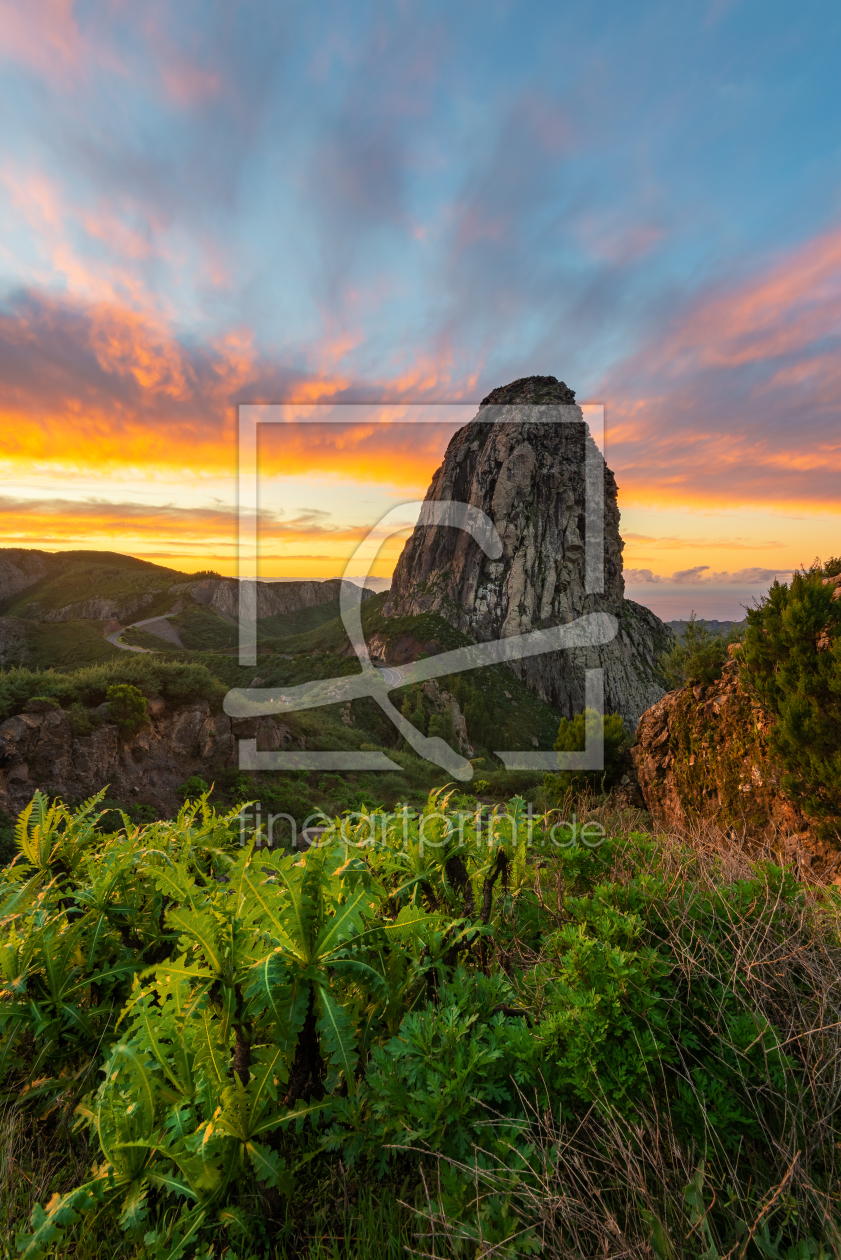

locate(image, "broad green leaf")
[[246, 1043, 288, 1129], [145, 1171, 199, 1202], [166, 909, 224, 975], [329, 957, 390, 1005], [312, 888, 374, 959], [244, 956, 309, 1045], [315, 985, 358, 1096], [192, 1008, 228, 1086], [16, 1180, 104, 1260], [252, 1097, 329, 1136], [118, 1177, 150, 1232], [245, 1140, 294, 1194]]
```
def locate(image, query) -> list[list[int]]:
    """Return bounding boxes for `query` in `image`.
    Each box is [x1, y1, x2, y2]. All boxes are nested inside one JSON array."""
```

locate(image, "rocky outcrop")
[[0, 703, 304, 818], [0, 550, 49, 600], [384, 376, 671, 729], [42, 592, 164, 623], [421, 679, 472, 757], [632, 649, 841, 881], [169, 577, 375, 622]]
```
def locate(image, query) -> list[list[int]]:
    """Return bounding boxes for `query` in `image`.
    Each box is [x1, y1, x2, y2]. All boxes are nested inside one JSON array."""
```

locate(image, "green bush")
[[0, 793, 836, 1258], [179, 774, 210, 801], [428, 710, 455, 744], [23, 695, 60, 713], [66, 702, 103, 736], [338, 969, 534, 1168], [105, 683, 148, 735], [543, 707, 629, 801], [658, 613, 743, 690], [741, 561, 841, 838], [0, 656, 224, 722]]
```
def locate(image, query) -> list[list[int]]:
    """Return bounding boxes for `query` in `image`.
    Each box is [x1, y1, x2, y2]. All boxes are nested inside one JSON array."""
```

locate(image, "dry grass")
[[408, 821, 841, 1258], [0, 1102, 94, 1260]]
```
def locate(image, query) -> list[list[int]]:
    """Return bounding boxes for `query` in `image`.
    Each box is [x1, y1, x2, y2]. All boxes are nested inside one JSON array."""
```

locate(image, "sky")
[[1, 0, 840, 619]]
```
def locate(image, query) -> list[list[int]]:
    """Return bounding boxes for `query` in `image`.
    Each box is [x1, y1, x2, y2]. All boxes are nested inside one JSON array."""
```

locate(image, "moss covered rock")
[[632, 652, 841, 881]]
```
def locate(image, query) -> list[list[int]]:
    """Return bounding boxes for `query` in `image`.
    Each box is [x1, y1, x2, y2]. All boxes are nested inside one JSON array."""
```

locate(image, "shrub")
[[2, 792, 838, 1258], [543, 707, 629, 801], [658, 612, 743, 690], [0, 656, 224, 721], [23, 695, 61, 713], [66, 702, 103, 736], [179, 773, 210, 801], [105, 683, 147, 734], [339, 969, 534, 1168], [741, 562, 841, 838]]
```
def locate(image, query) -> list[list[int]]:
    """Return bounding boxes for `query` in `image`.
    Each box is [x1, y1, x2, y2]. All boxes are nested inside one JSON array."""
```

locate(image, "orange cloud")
[[0, 288, 470, 490], [0, 493, 400, 579]]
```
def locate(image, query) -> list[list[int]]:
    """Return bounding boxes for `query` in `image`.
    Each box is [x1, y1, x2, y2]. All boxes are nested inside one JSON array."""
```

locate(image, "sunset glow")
[[1, 2, 839, 618]]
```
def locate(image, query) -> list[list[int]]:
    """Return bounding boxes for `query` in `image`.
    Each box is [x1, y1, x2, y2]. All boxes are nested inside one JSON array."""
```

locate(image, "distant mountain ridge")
[[667, 618, 745, 638], [0, 549, 375, 625]]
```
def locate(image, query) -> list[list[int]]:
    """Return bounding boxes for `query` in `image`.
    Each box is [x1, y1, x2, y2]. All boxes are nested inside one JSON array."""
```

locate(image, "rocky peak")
[[384, 375, 669, 729]]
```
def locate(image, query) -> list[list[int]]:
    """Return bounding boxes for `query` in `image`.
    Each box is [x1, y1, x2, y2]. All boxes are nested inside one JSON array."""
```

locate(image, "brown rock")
[[632, 663, 840, 879], [0, 701, 298, 819]]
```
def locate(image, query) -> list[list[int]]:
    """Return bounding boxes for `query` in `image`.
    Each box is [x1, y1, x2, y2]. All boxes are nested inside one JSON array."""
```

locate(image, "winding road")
[[375, 665, 403, 687], [107, 612, 180, 654]]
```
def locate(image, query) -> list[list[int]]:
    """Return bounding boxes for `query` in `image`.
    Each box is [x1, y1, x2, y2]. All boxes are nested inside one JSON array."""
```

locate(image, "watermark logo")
[[224, 403, 615, 781], [236, 801, 606, 851]]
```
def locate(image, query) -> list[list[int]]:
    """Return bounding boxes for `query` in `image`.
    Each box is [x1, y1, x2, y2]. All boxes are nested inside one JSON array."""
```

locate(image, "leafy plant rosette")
[[1, 786, 837, 1258]]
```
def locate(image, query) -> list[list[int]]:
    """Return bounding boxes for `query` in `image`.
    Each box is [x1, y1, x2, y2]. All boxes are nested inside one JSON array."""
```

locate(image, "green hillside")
[[0, 550, 203, 618], [0, 561, 571, 821]]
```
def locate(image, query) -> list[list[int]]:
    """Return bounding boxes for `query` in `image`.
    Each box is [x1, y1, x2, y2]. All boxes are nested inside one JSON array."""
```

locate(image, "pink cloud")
[[0, 0, 84, 78], [602, 224, 841, 509]]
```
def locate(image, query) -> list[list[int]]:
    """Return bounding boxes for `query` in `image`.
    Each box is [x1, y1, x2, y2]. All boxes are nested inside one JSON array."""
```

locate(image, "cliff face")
[[384, 376, 670, 729], [632, 649, 841, 882], [31, 579, 372, 625], [0, 550, 49, 600], [173, 577, 371, 622], [0, 702, 301, 818]]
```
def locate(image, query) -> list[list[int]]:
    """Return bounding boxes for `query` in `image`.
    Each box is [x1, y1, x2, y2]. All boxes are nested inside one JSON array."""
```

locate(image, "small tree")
[[658, 613, 743, 690], [741, 562, 841, 839], [105, 684, 148, 736], [402, 687, 427, 736], [544, 707, 629, 802]]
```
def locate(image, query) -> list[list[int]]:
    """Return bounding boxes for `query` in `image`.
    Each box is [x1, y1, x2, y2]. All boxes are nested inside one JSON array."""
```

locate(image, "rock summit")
[[384, 375, 670, 729]]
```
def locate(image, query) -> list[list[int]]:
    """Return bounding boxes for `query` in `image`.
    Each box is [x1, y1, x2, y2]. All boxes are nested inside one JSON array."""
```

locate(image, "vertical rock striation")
[[384, 376, 670, 730]]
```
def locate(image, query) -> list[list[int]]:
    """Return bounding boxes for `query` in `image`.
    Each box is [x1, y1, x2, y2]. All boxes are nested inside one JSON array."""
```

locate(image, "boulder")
[[632, 656, 841, 881]]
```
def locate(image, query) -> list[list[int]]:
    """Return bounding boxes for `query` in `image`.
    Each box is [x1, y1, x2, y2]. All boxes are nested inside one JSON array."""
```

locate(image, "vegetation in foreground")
[[653, 557, 841, 845], [0, 789, 838, 1258]]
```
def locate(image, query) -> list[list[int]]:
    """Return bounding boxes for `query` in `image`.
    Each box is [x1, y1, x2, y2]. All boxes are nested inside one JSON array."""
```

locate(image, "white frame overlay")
[[225, 403, 614, 781]]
